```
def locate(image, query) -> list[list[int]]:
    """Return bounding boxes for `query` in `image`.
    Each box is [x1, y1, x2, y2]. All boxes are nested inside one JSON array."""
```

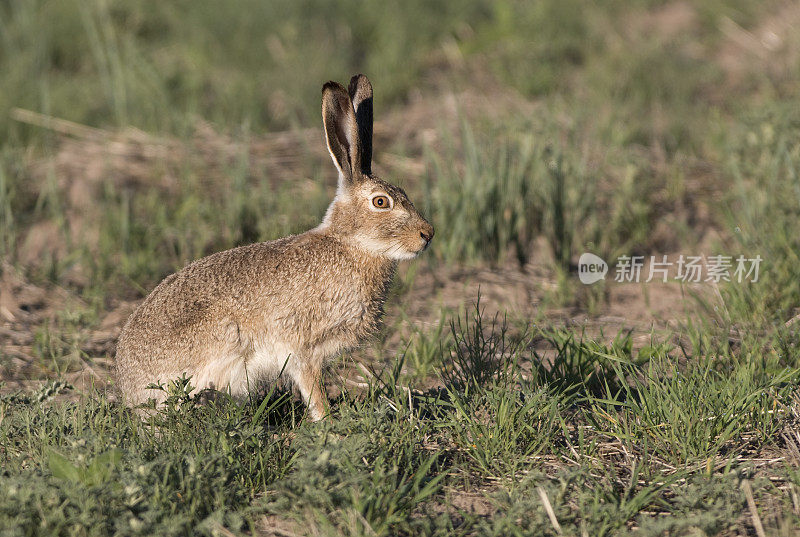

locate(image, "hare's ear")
[[348, 74, 373, 175], [322, 81, 361, 184]]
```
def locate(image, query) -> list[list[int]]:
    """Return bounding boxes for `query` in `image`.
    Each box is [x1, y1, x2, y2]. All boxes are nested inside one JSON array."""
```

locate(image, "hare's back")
[[118, 233, 361, 341]]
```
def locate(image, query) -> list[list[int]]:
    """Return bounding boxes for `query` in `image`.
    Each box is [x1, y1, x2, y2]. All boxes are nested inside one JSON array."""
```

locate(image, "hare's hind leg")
[[288, 358, 326, 421]]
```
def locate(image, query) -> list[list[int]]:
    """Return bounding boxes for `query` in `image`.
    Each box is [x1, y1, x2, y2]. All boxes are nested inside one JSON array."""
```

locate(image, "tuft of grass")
[[444, 385, 563, 481], [438, 299, 526, 392], [588, 356, 798, 466], [529, 328, 654, 398]]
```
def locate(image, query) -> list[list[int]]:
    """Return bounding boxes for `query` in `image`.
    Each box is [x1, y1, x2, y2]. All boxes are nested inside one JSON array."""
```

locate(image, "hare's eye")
[[371, 195, 391, 209]]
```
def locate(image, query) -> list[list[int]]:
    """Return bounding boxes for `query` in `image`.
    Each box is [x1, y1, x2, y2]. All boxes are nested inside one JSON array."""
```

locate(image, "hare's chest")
[[298, 283, 383, 351], [260, 255, 393, 353], [324, 288, 383, 338]]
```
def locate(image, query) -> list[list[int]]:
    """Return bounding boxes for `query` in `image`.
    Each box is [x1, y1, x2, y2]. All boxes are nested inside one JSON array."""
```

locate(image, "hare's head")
[[318, 75, 433, 261]]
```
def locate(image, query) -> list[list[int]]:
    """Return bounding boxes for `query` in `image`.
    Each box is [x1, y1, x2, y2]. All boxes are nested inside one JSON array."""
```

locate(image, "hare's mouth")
[[416, 242, 430, 255], [403, 239, 431, 259]]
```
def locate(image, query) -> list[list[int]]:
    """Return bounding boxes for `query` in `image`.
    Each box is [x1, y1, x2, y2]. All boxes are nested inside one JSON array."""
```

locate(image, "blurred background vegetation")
[[2, 0, 797, 310], [0, 0, 785, 135]]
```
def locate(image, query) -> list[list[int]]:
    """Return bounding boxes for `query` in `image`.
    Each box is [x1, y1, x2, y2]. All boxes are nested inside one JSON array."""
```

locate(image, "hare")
[[115, 75, 433, 420]]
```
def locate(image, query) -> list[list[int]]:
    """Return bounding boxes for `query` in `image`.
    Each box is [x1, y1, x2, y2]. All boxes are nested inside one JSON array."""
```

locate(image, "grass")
[[2, 0, 800, 535], [720, 103, 800, 327], [0, 382, 294, 535], [3, 306, 799, 535]]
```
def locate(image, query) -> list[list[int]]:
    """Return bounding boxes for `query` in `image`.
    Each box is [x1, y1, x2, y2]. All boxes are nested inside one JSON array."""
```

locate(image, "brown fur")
[[115, 75, 433, 420]]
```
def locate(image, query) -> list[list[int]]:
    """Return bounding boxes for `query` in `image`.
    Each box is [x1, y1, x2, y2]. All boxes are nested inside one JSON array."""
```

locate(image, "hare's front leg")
[[289, 359, 326, 421]]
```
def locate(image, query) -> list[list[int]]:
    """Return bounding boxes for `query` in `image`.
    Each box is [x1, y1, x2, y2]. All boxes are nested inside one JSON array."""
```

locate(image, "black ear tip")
[[348, 74, 373, 100]]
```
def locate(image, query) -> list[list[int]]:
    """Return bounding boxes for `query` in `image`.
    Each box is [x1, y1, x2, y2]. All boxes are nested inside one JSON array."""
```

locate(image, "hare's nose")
[[420, 225, 434, 244]]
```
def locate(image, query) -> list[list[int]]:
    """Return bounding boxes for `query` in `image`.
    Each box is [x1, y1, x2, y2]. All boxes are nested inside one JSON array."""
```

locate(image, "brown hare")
[[115, 75, 433, 420]]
